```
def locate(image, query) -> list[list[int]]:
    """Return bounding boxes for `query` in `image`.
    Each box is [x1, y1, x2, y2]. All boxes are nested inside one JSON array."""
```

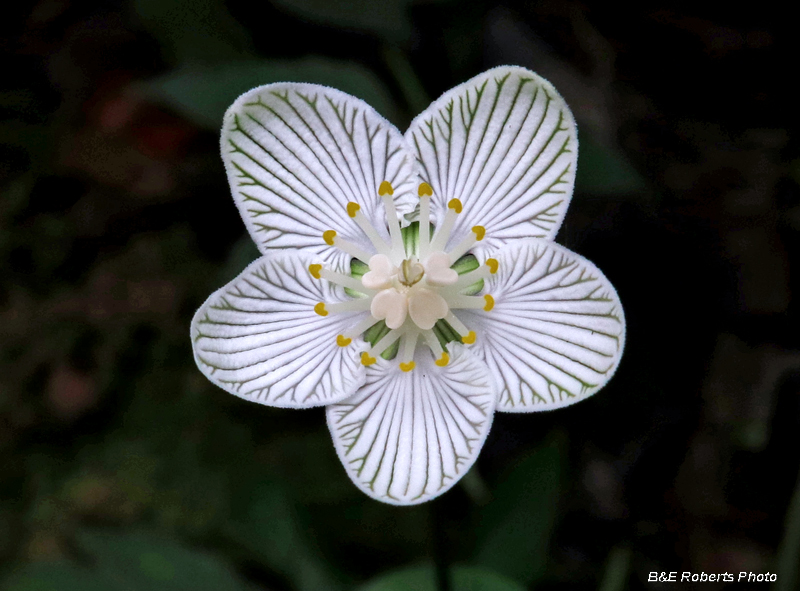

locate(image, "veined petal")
[[406, 66, 577, 260], [191, 251, 366, 408], [459, 239, 625, 412], [222, 83, 417, 272], [327, 344, 496, 505]]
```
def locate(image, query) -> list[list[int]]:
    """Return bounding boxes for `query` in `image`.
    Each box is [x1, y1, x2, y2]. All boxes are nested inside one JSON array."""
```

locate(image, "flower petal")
[[327, 344, 496, 505], [222, 83, 417, 272], [370, 288, 407, 330], [361, 254, 395, 290], [408, 288, 448, 330], [459, 239, 625, 411], [423, 251, 458, 286], [191, 251, 366, 408], [406, 66, 577, 260]]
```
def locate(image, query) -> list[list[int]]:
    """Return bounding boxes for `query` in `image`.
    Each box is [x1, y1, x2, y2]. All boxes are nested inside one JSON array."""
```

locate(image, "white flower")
[[191, 66, 626, 505]]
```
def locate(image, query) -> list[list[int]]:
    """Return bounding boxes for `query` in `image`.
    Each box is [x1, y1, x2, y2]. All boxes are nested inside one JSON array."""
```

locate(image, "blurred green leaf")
[[575, 129, 647, 196], [218, 234, 261, 286], [776, 471, 800, 591], [472, 436, 563, 585], [132, 0, 255, 64], [225, 478, 341, 591], [76, 530, 247, 591], [0, 122, 55, 173], [137, 57, 400, 128], [2, 562, 113, 591], [381, 46, 430, 115], [598, 546, 631, 591], [358, 565, 527, 591], [789, 158, 800, 187], [2, 530, 249, 591], [270, 0, 413, 44]]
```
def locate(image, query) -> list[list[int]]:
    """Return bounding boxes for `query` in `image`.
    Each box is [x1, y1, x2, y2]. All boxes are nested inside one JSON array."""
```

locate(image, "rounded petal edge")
[[459, 238, 625, 412], [406, 65, 578, 258], [191, 250, 366, 408], [327, 344, 497, 505], [221, 82, 419, 272]]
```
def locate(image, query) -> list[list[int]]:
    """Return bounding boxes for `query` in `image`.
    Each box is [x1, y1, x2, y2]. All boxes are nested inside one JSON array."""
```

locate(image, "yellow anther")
[[336, 335, 352, 347], [361, 352, 377, 366], [308, 264, 322, 279], [346, 202, 360, 218], [378, 181, 394, 196], [435, 352, 450, 367], [472, 226, 486, 241], [448, 198, 463, 213], [418, 182, 433, 197], [461, 330, 477, 345], [314, 302, 328, 316], [483, 294, 495, 312], [399, 361, 416, 372], [486, 258, 499, 274], [323, 230, 337, 245]]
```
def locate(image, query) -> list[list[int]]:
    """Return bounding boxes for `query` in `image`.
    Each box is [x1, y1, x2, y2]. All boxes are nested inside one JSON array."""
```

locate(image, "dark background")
[[1, 1, 799, 590]]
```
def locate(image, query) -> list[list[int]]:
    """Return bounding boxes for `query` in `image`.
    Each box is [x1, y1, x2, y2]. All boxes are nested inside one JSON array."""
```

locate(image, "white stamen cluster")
[[312, 182, 497, 372], [366, 252, 456, 330]]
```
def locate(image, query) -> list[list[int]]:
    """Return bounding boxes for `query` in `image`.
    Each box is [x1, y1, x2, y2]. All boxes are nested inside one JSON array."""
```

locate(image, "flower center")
[[310, 182, 498, 372], [399, 258, 424, 287]]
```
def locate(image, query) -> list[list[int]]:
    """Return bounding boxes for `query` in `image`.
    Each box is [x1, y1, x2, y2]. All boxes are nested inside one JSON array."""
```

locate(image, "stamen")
[[399, 331, 418, 372], [418, 182, 433, 258], [448, 294, 494, 311], [314, 302, 328, 316], [447, 225, 485, 262], [342, 314, 382, 340], [421, 330, 446, 363], [442, 262, 495, 292], [319, 267, 375, 294], [327, 299, 372, 313], [461, 331, 477, 344], [336, 335, 352, 347], [323, 230, 373, 263], [429, 198, 462, 253], [443, 311, 475, 344], [365, 327, 405, 361], [378, 181, 404, 260], [349, 202, 392, 256]]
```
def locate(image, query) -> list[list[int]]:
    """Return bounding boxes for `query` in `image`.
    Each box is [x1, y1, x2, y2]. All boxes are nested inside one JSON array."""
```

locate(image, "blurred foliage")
[[597, 547, 631, 591], [224, 478, 341, 591], [268, 0, 424, 45], [132, 0, 255, 63], [3, 530, 249, 591], [775, 473, 800, 591], [359, 565, 527, 591], [574, 129, 647, 197], [472, 437, 563, 585], [138, 58, 400, 129]]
